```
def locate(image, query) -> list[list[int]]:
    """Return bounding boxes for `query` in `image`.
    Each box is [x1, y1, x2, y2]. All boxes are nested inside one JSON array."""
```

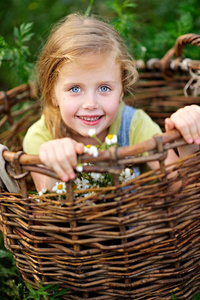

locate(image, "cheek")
[[59, 100, 77, 118], [104, 104, 119, 123], [104, 99, 120, 113]]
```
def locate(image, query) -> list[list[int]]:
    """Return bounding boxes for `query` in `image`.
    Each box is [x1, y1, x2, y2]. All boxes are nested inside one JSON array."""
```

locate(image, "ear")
[[119, 91, 124, 103]]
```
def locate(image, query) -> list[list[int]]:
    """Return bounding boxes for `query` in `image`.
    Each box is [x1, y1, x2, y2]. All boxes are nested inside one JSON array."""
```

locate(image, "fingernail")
[[61, 175, 68, 182], [194, 138, 200, 144], [69, 173, 76, 180], [187, 138, 193, 144]]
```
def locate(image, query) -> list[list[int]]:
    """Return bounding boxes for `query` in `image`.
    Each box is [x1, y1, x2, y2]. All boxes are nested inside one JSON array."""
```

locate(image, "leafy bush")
[[0, 22, 34, 86], [24, 283, 68, 300], [0, 0, 200, 88], [0, 232, 26, 299]]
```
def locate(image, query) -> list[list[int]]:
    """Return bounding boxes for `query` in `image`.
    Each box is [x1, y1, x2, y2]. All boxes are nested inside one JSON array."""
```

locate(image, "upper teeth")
[[80, 116, 100, 121]]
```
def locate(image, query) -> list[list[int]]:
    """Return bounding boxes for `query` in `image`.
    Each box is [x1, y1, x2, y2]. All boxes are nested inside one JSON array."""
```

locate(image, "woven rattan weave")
[[0, 34, 200, 299]]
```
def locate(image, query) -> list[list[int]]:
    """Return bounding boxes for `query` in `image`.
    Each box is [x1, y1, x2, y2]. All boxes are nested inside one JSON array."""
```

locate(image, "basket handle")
[[2, 129, 183, 165], [1, 129, 189, 182], [174, 33, 200, 57], [159, 33, 200, 75]]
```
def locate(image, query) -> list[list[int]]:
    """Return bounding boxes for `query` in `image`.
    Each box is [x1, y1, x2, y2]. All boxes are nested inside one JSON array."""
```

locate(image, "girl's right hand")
[[39, 138, 84, 182]]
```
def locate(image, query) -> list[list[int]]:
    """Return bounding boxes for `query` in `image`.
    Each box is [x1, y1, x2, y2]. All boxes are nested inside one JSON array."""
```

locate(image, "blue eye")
[[70, 86, 81, 93], [99, 86, 110, 93]]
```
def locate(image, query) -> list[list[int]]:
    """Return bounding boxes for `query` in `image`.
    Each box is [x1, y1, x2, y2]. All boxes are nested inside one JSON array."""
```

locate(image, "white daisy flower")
[[36, 188, 48, 202], [105, 134, 118, 146], [73, 178, 81, 189], [74, 178, 90, 190], [83, 192, 93, 198], [35, 198, 43, 203], [88, 129, 96, 137], [38, 188, 47, 196], [119, 168, 136, 183], [84, 145, 98, 157], [84, 197, 96, 205], [52, 181, 66, 194], [80, 178, 90, 189], [91, 172, 104, 181], [76, 163, 83, 172]]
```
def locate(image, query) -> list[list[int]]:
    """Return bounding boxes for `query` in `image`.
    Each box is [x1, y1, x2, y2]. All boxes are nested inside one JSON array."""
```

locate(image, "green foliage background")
[[0, 0, 200, 89], [0, 0, 200, 298]]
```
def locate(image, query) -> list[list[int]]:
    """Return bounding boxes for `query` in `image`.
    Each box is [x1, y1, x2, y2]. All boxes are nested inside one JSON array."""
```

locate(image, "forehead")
[[58, 53, 121, 76]]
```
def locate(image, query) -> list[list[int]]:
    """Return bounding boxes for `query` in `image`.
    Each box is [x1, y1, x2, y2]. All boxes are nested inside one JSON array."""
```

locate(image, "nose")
[[82, 92, 99, 110]]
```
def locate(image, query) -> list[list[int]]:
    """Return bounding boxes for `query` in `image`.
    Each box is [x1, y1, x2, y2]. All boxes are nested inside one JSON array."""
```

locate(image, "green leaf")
[[176, 12, 193, 35], [13, 26, 20, 41], [0, 21, 35, 84], [24, 282, 69, 300], [0, 249, 13, 259], [0, 36, 6, 47], [20, 22, 33, 36], [21, 32, 35, 43], [122, 0, 137, 9]]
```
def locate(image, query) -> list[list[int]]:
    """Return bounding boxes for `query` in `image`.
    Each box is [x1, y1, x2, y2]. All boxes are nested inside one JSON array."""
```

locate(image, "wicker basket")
[[133, 33, 200, 131], [0, 34, 200, 300]]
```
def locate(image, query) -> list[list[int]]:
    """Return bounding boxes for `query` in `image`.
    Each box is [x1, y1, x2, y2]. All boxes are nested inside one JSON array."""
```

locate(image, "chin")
[[79, 131, 89, 137]]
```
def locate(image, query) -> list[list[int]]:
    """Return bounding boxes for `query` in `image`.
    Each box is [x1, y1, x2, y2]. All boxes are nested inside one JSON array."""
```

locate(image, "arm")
[[32, 138, 84, 192]]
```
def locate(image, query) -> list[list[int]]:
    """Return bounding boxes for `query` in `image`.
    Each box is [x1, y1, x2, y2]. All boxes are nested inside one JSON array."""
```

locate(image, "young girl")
[[23, 13, 200, 192]]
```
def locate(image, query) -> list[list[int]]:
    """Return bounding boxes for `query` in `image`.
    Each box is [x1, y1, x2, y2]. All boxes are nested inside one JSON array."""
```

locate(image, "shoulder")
[[23, 115, 52, 154], [132, 108, 160, 128], [130, 108, 162, 145]]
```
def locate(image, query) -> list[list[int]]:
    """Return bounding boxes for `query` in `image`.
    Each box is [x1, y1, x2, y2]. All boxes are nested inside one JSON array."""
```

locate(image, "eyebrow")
[[99, 81, 117, 85], [63, 80, 117, 87], [62, 82, 81, 90]]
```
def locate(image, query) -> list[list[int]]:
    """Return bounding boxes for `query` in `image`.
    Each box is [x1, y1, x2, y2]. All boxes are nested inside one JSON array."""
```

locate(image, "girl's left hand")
[[165, 104, 200, 145]]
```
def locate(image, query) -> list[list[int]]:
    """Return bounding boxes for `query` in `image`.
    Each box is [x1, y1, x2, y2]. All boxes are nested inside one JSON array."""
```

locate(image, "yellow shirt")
[[23, 102, 161, 155]]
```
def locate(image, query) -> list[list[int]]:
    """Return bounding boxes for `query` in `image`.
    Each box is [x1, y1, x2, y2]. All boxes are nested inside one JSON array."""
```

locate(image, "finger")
[[186, 112, 198, 143], [56, 140, 84, 178], [61, 142, 78, 180], [170, 112, 193, 144], [62, 141, 78, 168], [75, 142, 85, 155], [176, 106, 200, 144], [187, 105, 200, 144], [50, 139, 79, 180], [164, 118, 175, 132], [40, 143, 71, 181], [39, 139, 83, 182]]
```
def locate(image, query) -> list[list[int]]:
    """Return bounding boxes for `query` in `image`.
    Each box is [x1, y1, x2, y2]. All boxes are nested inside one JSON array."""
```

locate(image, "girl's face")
[[53, 53, 124, 144]]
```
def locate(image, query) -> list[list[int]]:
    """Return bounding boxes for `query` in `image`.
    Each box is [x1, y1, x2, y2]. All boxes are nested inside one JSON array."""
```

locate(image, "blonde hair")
[[37, 13, 138, 138]]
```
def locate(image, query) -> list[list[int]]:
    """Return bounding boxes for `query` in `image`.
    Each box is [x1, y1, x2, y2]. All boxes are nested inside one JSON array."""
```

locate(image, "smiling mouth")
[[78, 116, 103, 121]]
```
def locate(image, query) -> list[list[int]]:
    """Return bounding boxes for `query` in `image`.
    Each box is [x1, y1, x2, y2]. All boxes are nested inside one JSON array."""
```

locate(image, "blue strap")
[[118, 105, 137, 146], [118, 105, 140, 177]]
